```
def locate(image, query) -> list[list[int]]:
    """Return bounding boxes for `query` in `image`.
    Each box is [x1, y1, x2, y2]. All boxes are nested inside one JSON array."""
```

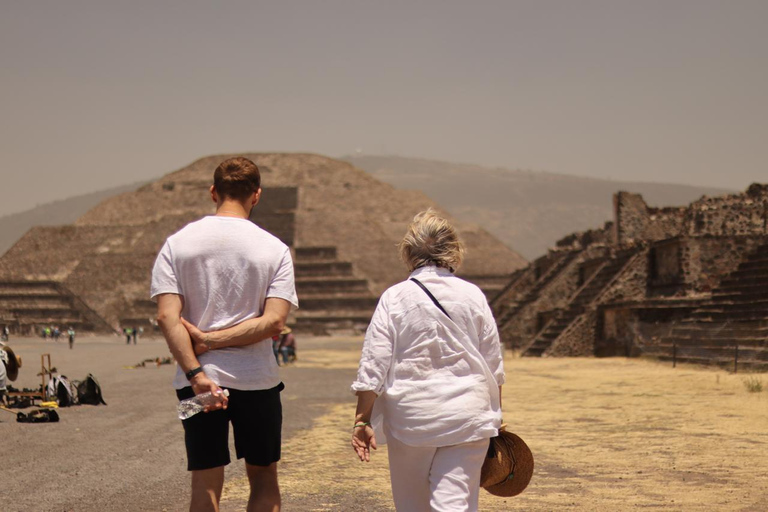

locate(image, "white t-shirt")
[[150, 216, 299, 390], [351, 265, 504, 447]]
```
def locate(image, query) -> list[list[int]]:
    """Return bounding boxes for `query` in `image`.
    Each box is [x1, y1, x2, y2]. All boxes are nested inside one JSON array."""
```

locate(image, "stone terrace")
[[494, 184, 768, 370]]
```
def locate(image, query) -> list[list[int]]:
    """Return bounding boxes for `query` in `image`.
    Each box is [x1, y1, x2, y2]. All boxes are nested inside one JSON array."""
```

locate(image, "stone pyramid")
[[0, 153, 526, 333]]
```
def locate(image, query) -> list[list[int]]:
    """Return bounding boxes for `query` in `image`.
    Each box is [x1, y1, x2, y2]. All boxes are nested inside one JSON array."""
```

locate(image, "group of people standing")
[[123, 327, 141, 344], [151, 157, 504, 512], [39, 325, 76, 349]]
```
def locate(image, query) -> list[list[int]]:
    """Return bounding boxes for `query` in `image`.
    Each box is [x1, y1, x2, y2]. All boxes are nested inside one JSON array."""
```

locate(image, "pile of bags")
[[47, 373, 107, 407]]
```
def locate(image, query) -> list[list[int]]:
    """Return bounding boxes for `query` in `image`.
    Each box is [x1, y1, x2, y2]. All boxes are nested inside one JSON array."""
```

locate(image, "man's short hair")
[[213, 157, 261, 201]]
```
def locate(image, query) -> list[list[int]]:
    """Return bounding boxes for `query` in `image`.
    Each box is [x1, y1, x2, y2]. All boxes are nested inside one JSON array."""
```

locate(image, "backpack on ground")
[[76, 374, 107, 405], [47, 375, 78, 407]]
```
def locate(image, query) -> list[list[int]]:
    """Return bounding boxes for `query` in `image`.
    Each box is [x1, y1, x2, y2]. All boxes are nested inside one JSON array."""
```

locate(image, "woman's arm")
[[182, 297, 291, 355], [352, 390, 378, 462]]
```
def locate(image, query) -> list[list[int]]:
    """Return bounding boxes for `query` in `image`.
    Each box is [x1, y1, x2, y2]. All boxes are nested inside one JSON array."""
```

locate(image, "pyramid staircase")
[[291, 246, 378, 334], [523, 250, 639, 357], [460, 273, 519, 302], [644, 243, 768, 371], [0, 281, 115, 334], [496, 251, 578, 331]]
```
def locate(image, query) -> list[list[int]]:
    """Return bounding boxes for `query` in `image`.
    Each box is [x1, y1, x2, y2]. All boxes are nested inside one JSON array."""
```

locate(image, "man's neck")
[[215, 201, 250, 219]]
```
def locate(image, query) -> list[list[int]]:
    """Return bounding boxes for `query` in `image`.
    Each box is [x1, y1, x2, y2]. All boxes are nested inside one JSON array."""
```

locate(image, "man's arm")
[[156, 294, 226, 408], [182, 297, 291, 354]]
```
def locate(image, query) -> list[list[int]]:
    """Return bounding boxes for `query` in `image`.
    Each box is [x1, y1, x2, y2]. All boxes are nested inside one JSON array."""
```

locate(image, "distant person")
[[53, 326, 61, 341], [45, 327, 51, 339], [68, 327, 76, 350], [132, 326, 138, 344], [151, 156, 298, 511], [124, 327, 132, 345], [1, 326, 8, 341], [351, 210, 505, 512], [278, 327, 296, 364]]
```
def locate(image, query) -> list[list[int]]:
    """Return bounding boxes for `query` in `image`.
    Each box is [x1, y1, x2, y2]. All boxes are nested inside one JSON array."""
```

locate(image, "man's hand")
[[189, 372, 228, 412], [181, 318, 210, 356]]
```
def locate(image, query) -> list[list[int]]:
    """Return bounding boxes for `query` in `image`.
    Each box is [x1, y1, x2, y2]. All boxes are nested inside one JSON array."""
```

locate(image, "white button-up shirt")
[[352, 265, 505, 447]]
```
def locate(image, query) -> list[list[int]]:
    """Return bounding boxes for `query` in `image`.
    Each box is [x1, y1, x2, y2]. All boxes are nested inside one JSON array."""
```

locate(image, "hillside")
[[343, 155, 733, 259], [0, 182, 147, 257]]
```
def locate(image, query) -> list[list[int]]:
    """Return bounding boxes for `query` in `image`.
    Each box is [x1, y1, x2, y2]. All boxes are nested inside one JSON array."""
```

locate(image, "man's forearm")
[[206, 312, 284, 349], [160, 318, 201, 374]]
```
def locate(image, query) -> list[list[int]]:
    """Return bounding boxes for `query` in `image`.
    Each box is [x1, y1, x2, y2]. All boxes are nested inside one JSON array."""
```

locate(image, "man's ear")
[[252, 188, 262, 206], [210, 185, 218, 204]]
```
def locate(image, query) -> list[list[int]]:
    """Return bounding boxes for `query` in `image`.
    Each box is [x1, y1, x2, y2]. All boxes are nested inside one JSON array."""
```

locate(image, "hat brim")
[[482, 431, 534, 497], [2, 346, 21, 381]]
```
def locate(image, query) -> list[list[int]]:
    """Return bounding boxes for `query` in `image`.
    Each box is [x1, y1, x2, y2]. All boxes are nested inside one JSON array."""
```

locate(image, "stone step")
[[523, 344, 548, 357], [690, 309, 768, 322], [292, 310, 374, 335], [297, 294, 379, 311], [669, 328, 768, 341], [7, 307, 82, 319], [736, 259, 768, 271], [659, 336, 767, 348], [712, 290, 768, 302], [295, 277, 370, 294], [694, 299, 768, 312], [0, 288, 62, 297], [294, 246, 338, 262], [0, 297, 73, 309], [720, 268, 768, 284], [294, 261, 354, 278]]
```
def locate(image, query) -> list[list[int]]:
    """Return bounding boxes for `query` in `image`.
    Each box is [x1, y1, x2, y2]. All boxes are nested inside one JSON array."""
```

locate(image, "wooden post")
[[40, 354, 52, 400], [734, 345, 738, 374], [672, 343, 677, 368]]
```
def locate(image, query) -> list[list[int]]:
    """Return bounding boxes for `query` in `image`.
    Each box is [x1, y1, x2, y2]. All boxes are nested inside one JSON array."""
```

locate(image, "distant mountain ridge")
[[343, 155, 734, 259], [0, 182, 147, 257]]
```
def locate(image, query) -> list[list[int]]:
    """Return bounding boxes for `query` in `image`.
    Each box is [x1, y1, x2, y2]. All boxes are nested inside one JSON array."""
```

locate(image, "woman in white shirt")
[[351, 209, 505, 512]]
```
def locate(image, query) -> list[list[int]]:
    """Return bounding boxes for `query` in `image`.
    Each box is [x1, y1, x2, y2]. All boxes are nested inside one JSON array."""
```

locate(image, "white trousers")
[[386, 434, 490, 512]]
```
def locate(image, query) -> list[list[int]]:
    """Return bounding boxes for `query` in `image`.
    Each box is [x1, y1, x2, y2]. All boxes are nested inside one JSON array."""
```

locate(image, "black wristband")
[[185, 366, 203, 381]]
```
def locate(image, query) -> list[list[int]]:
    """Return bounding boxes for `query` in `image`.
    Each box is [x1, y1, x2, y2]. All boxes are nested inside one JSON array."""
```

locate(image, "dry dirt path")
[[2, 335, 767, 511], [223, 339, 768, 512]]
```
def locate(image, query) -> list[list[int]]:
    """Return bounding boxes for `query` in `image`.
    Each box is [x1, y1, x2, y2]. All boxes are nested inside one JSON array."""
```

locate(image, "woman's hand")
[[351, 424, 377, 462], [181, 318, 210, 355]]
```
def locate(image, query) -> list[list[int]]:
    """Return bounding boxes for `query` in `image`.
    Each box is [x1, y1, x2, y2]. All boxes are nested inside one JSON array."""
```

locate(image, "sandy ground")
[[2, 335, 767, 511]]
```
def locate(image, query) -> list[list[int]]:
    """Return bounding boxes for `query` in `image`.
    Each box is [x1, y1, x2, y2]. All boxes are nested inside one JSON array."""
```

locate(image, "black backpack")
[[57, 379, 77, 407], [76, 374, 107, 405]]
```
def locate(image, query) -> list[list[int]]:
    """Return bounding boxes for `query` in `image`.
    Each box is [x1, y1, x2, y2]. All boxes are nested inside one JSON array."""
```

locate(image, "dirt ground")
[[2, 335, 766, 511]]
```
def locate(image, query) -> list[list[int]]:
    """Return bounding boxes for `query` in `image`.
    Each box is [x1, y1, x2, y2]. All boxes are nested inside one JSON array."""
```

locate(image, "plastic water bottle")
[[177, 389, 230, 420]]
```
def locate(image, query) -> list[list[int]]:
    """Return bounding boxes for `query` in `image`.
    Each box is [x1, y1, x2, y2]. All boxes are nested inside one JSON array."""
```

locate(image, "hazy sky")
[[1, 1, 766, 217]]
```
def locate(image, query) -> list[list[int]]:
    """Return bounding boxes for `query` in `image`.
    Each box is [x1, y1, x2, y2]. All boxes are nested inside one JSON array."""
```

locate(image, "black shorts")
[[176, 383, 284, 471]]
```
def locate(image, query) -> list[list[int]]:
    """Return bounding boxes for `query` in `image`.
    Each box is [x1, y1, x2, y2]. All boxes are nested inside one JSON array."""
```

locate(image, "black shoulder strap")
[[410, 278, 452, 320]]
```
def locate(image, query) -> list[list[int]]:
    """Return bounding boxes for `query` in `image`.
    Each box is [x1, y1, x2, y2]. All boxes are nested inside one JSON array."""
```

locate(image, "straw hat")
[[2, 345, 22, 381], [481, 430, 534, 497], [280, 326, 292, 335]]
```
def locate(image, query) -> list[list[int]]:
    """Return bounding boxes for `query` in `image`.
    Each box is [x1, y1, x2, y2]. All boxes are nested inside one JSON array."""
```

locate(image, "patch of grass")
[[743, 376, 764, 393]]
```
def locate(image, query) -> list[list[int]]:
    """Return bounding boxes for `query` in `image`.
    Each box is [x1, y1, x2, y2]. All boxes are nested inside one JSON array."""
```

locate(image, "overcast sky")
[[1, 0, 766, 217]]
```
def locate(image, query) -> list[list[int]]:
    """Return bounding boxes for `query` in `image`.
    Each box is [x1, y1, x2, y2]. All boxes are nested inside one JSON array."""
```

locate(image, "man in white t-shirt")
[[151, 156, 298, 512]]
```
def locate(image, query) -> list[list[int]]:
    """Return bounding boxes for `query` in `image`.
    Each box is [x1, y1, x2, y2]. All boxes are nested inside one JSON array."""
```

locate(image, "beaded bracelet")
[[353, 422, 371, 429]]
